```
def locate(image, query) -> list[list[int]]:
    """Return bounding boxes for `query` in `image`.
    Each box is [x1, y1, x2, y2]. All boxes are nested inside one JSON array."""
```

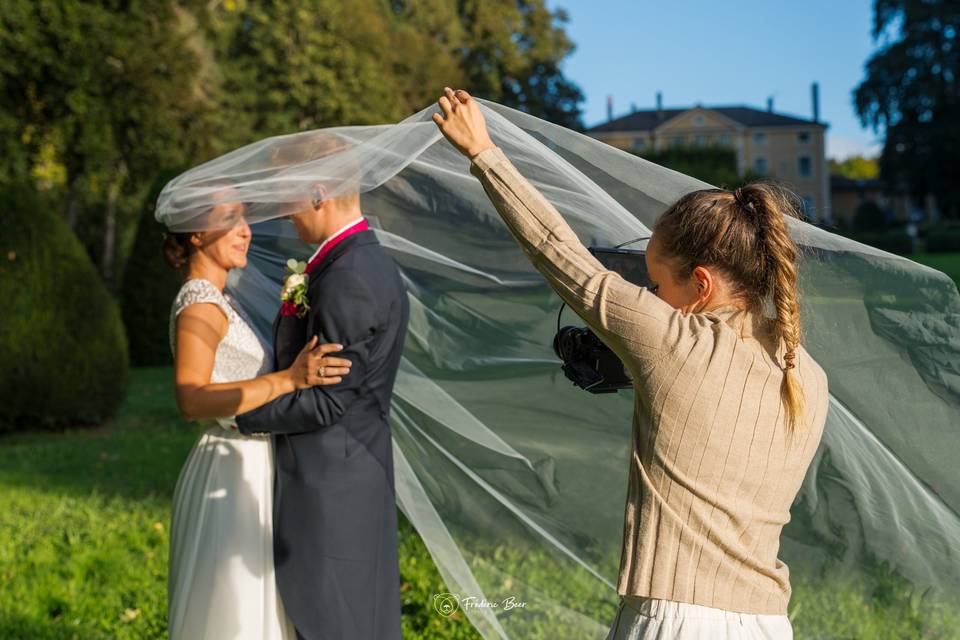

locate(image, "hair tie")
[[733, 187, 757, 215], [784, 351, 797, 370], [733, 188, 767, 253]]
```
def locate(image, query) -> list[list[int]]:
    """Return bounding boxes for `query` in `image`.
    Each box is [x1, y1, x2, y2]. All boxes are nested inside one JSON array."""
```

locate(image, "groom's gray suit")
[[236, 228, 408, 640]]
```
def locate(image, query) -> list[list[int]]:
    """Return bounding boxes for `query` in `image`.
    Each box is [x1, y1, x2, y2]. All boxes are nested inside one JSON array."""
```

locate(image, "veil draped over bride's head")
[[156, 100, 960, 638]]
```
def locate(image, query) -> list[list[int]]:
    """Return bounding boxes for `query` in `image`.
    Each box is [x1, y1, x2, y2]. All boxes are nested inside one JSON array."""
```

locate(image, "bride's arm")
[[173, 303, 351, 421]]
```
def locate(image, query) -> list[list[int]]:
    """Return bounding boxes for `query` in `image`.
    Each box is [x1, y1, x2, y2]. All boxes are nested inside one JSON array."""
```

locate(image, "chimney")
[[631, 102, 638, 113], [767, 96, 774, 113], [607, 95, 614, 121], [811, 82, 820, 122], [656, 91, 663, 119]]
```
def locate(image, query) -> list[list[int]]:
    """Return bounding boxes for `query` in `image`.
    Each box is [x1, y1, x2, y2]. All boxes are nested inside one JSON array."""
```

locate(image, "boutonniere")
[[280, 259, 310, 318]]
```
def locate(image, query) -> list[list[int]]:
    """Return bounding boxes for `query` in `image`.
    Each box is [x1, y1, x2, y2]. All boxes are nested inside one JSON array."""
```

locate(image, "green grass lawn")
[[2, 369, 959, 638], [0, 368, 481, 640]]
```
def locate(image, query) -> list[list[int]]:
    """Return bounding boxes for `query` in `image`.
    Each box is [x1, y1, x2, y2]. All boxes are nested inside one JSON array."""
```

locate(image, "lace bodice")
[[169, 278, 272, 430]]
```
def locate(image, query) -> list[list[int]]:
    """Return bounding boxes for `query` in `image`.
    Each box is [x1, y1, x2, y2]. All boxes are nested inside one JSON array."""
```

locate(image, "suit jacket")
[[236, 229, 409, 640]]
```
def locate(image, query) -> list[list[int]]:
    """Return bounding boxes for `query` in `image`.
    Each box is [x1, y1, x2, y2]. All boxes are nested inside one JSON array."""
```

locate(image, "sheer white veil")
[[157, 100, 960, 637]]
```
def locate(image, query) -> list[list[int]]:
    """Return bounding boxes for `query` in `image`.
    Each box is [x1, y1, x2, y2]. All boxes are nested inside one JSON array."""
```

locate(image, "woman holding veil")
[[433, 87, 825, 638]]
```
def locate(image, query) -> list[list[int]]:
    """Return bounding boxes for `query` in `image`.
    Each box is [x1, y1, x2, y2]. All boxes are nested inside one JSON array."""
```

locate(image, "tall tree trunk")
[[66, 179, 80, 231], [102, 161, 127, 284]]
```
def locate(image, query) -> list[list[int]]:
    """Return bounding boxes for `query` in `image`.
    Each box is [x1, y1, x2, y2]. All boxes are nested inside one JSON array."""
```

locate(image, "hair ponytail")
[[653, 182, 807, 439], [737, 184, 805, 438]]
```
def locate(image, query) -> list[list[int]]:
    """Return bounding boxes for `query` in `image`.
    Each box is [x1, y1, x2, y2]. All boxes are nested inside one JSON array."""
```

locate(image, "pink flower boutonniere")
[[280, 259, 310, 318]]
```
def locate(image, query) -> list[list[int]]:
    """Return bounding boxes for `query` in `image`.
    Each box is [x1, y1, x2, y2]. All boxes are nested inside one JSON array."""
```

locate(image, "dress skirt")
[[604, 596, 793, 640], [168, 425, 296, 639]]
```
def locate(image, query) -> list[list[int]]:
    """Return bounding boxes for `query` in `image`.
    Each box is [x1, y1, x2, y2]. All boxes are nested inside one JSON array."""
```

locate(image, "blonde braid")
[[741, 184, 805, 438]]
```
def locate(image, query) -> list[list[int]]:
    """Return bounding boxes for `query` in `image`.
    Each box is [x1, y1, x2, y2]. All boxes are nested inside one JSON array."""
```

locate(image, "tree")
[[635, 146, 762, 191], [829, 155, 880, 180], [2, 0, 585, 297], [0, 1, 219, 283], [854, 0, 960, 219], [455, 0, 584, 129], [119, 170, 186, 367], [203, 0, 466, 144], [203, 0, 583, 142]]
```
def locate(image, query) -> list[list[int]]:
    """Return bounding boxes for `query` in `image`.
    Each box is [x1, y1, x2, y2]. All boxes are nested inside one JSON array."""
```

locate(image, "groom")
[[236, 176, 409, 639]]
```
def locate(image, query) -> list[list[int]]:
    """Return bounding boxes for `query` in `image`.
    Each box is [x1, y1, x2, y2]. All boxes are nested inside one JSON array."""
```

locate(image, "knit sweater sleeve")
[[469, 146, 688, 363]]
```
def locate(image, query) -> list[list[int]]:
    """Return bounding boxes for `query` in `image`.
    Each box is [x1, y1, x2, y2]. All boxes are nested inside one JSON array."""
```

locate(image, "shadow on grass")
[[0, 612, 73, 640], [0, 367, 201, 501]]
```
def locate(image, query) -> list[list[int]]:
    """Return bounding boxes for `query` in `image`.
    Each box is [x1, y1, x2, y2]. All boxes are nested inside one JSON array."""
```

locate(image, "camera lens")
[[554, 326, 586, 361]]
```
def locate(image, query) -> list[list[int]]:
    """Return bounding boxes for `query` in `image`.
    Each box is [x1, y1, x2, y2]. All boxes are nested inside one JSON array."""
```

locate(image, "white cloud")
[[827, 134, 882, 160]]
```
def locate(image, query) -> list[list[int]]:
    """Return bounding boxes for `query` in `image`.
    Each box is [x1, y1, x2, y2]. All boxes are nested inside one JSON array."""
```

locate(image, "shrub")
[[844, 229, 914, 255], [922, 222, 960, 253], [119, 170, 185, 366], [0, 184, 128, 430]]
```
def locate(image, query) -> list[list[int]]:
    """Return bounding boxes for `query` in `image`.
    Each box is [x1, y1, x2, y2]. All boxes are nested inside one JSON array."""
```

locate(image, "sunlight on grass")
[[1, 368, 958, 638], [0, 368, 478, 639]]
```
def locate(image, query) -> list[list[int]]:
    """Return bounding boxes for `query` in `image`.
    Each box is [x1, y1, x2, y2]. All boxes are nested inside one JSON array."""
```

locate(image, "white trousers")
[[604, 596, 793, 640]]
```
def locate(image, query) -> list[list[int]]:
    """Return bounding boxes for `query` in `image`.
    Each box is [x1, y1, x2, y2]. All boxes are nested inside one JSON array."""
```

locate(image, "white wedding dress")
[[167, 278, 296, 639]]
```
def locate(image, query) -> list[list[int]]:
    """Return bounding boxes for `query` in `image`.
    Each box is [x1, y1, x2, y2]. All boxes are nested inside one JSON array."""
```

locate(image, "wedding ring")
[[317, 365, 325, 377]]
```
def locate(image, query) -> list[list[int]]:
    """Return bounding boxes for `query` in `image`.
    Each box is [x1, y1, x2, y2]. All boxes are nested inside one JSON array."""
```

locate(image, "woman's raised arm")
[[433, 88, 681, 361]]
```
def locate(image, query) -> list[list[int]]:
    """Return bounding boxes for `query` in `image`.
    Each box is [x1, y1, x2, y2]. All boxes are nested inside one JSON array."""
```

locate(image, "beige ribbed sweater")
[[470, 146, 829, 615]]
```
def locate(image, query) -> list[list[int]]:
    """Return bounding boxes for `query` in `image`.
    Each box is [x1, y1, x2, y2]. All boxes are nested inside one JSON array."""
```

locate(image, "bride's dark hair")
[[653, 181, 806, 436], [162, 232, 195, 270]]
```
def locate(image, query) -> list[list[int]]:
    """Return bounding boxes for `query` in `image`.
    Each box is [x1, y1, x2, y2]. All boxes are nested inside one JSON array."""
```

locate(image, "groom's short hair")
[[269, 130, 352, 167], [269, 131, 361, 203]]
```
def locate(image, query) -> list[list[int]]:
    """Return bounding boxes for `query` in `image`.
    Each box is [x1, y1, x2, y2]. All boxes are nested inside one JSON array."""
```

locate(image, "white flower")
[[287, 273, 306, 288], [280, 273, 305, 297], [279, 258, 311, 317]]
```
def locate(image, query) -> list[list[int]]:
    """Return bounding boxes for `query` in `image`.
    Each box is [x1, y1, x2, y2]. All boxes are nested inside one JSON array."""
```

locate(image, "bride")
[[162, 197, 352, 639]]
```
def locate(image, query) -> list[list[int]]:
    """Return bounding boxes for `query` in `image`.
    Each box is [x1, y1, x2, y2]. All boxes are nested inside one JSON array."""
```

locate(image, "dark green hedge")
[[846, 229, 914, 255], [119, 170, 184, 366], [852, 200, 888, 231], [922, 222, 960, 253], [0, 184, 128, 430]]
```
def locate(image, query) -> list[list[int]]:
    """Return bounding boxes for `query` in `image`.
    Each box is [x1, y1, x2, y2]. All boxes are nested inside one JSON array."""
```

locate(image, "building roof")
[[588, 105, 827, 133]]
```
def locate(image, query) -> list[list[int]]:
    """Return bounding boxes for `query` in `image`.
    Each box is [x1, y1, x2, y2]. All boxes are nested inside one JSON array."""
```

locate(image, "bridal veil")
[[156, 100, 960, 638]]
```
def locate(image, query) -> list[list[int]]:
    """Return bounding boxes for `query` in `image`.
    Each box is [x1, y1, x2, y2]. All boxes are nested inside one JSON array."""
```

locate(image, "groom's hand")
[[432, 87, 495, 159]]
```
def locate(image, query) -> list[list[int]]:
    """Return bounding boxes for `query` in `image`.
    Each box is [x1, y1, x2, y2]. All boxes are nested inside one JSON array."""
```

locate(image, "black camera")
[[551, 244, 651, 394], [552, 325, 631, 393]]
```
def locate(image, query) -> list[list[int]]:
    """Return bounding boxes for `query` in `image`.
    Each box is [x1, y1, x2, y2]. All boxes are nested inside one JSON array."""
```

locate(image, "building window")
[[669, 136, 685, 148], [753, 157, 768, 174], [801, 195, 815, 218], [630, 137, 646, 151], [693, 135, 708, 148], [753, 132, 767, 145], [693, 114, 705, 126], [797, 131, 810, 144], [798, 155, 813, 178], [717, 133, 732, 147]]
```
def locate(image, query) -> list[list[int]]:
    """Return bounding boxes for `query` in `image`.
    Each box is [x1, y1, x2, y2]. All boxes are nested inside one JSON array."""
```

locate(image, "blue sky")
[[546, 0, 884, 159]]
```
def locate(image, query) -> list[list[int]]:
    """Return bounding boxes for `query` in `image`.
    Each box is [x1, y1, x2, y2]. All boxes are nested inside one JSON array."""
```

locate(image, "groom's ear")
[[311, 184, 328, 211]]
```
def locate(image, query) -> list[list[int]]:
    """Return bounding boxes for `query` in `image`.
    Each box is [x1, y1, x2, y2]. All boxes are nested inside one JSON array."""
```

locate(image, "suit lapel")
[[305, 230, 380, 345]]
